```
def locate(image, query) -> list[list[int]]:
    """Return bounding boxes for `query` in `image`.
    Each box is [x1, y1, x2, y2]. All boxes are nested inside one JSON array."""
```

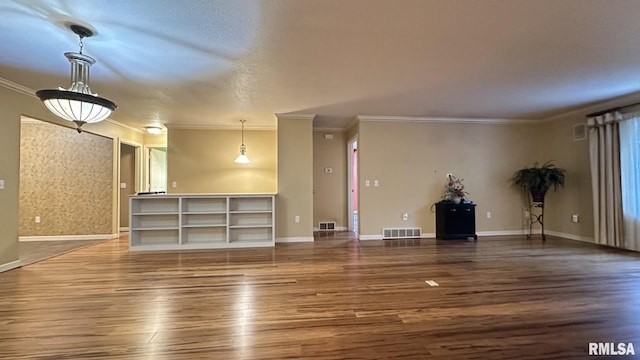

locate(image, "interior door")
[[148, 147, 167, 192]]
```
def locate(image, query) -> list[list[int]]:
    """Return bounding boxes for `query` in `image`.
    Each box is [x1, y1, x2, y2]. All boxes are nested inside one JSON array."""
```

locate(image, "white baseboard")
[[119, 227, 129, 232], [19, 234, 118, 242], [545, 230, 594, 243], [0, 260, 21, 273], [358, 234, 383, 240], [360, 229, 590, 241], [476, 229, 529, 236], [276, 237, 314, 243]]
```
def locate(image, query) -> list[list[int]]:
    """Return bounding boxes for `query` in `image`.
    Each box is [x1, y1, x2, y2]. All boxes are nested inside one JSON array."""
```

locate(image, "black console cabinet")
[[435, 202, 477, 240]]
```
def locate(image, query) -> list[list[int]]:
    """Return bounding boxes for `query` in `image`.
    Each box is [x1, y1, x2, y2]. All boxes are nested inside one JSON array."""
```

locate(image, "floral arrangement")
[[442, 174, 468, 202]]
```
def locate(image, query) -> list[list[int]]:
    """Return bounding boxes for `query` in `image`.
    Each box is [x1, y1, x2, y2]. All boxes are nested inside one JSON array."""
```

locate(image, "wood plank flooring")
[[18, 239, 109, 266], [1, 233, 640, 359]]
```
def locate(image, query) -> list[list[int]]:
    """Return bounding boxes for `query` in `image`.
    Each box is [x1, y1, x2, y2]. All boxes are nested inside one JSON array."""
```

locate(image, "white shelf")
[[129, 194, 275, 251]]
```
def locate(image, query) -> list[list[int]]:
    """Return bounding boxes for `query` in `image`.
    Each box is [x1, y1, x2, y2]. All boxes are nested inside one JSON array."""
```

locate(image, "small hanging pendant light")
[[234, 119, 250, 164]]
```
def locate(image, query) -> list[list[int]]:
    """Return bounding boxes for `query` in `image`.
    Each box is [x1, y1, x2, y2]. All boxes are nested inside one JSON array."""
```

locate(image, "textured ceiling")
[[2, 0, 640, 130]]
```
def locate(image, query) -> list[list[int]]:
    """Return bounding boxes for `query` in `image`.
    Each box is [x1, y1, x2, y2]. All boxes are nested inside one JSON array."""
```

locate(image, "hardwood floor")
[[18, 239, 109, 266], [2, 233, 640, 359]]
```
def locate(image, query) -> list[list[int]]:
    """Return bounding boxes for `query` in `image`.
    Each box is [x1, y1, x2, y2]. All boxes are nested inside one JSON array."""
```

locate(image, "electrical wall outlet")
[[572, 214, 579, 223], [402, 213, 408, 221], [486, 212, 492, 219], [295, 215, 300, 223], [172, 181, 177, 188], [0, 179, 4, 190], [35, 216, 41, 223]]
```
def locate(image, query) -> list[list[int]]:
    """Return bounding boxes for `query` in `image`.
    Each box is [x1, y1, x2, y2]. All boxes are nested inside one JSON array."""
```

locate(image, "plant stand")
[[528, 200, 545, 241], [526, 190, 546, 241]]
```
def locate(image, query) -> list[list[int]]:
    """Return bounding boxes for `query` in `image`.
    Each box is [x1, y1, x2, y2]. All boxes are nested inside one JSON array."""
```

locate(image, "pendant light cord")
[[241, 119, 245, 145]]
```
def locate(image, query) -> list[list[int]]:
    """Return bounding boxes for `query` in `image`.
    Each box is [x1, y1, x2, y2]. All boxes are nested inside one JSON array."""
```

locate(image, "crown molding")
[[345, 116, 359, 130], [20, 117, 44, 124], [275, 113, 316, 121], [165, 124, 276, 131], [106, 119, 145, 134], [356, 115, 537, 124], [313, 127, 347, 132], [0, 77, 36, 97], [542, 94, 640, 122]]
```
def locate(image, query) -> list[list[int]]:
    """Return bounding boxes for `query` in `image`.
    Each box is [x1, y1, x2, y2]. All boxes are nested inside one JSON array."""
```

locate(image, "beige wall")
[[0, 86, 27, 266], [167, 128, 277, 193], [357, 119, 544, 237], [276, 116, 314, 241], [539, 115, 593, 240], [20, 120, 113, 236], [313, 130, 348, 228]]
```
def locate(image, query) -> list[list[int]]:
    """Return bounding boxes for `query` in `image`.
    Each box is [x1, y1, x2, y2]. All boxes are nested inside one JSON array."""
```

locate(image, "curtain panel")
[[587, 112, 624, 248]]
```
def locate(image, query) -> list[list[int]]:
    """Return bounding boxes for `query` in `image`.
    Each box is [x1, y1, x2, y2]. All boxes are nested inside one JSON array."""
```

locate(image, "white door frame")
[[347, 135, 358, 233], [143, 144, 167, 192], [117, 139, 142, 232]]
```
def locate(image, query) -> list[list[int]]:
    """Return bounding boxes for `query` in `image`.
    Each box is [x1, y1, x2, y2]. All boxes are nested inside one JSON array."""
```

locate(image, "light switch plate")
[[120, 182, 127, 189]]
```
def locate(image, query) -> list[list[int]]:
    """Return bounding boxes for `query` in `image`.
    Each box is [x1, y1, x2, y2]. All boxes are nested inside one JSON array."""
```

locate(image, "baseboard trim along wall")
[[276, 237, 315, 243], [0, 260, 22, 273], [19, 234, 119, 242], [545, 230, 594, 243], [119, 227, 129, 232], [358, 229, 592, 241], [476, 230, 528, 237]]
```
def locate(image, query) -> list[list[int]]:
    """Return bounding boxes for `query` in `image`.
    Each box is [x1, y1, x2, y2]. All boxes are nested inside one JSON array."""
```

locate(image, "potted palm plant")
[[510, 161, 566, 202]]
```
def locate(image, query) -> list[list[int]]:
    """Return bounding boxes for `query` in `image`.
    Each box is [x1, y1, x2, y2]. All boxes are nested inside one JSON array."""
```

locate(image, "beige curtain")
[[588, 112, 624, 247]]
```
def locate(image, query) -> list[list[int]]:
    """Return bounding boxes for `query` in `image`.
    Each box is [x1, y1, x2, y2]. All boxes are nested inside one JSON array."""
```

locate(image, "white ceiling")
[[2, 0, 640, 130]]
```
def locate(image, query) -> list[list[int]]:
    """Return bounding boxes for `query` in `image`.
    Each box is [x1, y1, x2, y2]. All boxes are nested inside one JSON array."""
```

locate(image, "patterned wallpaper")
[[20, 121, 113, 236]]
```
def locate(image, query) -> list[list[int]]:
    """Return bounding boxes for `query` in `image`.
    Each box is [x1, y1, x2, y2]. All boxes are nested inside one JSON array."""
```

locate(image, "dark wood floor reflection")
[[2, 233, 640, 359]]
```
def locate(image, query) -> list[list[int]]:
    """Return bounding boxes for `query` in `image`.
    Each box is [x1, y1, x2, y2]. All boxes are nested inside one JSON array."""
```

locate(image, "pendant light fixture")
[[234, 119, 250, 164], [36, 24, 117, 133]]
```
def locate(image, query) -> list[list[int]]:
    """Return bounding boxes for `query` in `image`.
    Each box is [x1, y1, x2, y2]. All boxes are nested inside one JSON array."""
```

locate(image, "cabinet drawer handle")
[[449, 209, 456, 212], [465, 208, 471, 212]]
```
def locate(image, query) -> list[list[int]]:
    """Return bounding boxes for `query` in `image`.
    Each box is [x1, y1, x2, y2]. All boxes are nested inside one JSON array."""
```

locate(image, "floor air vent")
[[319, 221, 336, 231], [383, 227, 421, 239]]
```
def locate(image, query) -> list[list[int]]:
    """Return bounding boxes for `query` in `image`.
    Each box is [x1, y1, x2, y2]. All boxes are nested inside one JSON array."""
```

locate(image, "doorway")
[[18, 117, 115, 265], [348, 136, 358, 234], [119, 142, 139, 232], [146, 146, 167, 192]]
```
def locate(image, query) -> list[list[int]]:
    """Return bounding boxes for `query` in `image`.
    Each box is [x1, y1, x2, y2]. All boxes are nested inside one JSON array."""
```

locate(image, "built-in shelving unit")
[[129, 194, 275, 251]]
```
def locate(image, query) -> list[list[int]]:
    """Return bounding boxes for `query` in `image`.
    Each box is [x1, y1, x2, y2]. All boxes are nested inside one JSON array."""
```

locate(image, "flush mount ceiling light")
[[145, 126, 163, 135], [36, 24, 117, 133], [234, 119, 250, 164]]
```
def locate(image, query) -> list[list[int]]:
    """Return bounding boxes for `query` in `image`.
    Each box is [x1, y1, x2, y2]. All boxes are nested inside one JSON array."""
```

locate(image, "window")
[[620, 115, 640, 248]]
